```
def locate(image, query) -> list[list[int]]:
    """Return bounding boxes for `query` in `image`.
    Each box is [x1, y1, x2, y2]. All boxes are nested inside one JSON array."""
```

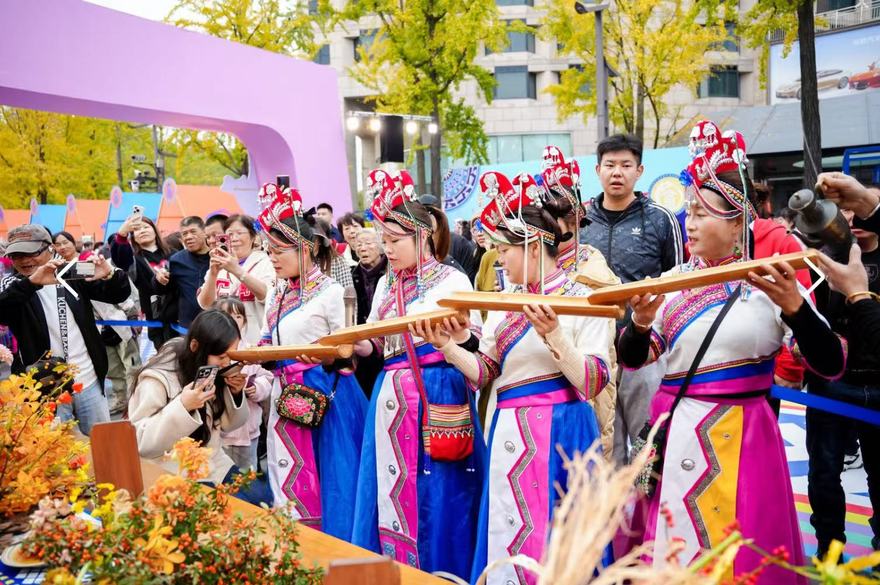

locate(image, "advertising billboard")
[[770, 23, 880, 105]]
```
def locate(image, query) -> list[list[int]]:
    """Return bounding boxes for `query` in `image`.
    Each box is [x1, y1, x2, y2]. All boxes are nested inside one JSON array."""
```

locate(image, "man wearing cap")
[[0, 225, 131, 435]]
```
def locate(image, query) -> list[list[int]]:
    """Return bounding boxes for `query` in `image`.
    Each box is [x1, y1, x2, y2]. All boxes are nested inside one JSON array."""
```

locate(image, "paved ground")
[[780, 401, 875, 558]]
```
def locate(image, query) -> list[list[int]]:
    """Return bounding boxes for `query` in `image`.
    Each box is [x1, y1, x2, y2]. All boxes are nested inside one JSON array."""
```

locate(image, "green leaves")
[[543, 0, 731, 147], [344, 0, 507, 164]]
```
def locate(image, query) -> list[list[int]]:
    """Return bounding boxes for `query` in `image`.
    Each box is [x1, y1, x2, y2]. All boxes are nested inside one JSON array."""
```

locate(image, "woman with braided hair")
[[617, 123, 846, 583], [540, 146, 620, 459], [423, 171, 614, 585], [350, 168, 486, 580], [257, 183, 367, 541]]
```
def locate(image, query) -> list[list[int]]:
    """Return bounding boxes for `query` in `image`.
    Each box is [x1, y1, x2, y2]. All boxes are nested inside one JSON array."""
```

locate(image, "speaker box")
[[380, 115, 404, 163]]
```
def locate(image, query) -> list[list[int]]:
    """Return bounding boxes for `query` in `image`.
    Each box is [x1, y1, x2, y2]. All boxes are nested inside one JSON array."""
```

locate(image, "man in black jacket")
[[153, 216, 211, 329], [806, 226, 880, 557], [580, 134, 684, 464], [0, 225, 132, 435]]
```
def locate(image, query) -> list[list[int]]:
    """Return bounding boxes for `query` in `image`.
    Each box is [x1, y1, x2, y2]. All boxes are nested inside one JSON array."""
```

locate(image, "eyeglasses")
[[8, 246, 49, 260], [267, 242, 297, 255]]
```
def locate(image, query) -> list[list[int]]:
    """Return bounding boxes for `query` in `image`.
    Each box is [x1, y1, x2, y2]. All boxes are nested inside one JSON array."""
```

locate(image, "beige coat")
[[129, 366, 249, 485], [575, 244, 620, 461]]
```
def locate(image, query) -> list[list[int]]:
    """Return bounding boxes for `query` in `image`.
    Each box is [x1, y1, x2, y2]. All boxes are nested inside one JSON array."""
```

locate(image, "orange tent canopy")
[[157, 184, 244, 235], [65, 199, 110, 243], [0, 209, 33, 239]]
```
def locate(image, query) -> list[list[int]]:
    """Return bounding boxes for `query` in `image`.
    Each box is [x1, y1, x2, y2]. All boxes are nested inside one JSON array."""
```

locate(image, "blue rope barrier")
[[771, 385, 880, 426], [96, 319, 163, 328], [96, 320, 188, 336]]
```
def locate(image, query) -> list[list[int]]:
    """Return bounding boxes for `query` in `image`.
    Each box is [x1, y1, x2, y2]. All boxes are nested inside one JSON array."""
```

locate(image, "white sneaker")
[[844, 451, 863, 471]]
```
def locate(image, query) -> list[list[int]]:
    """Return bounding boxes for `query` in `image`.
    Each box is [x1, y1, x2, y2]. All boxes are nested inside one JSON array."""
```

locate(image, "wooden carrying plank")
[[228, 344, 353, 362], [318, 309, 466, 345], [325, 557, 401, 585], [437, 291, 625, 319], [580, 249, 820, 305], [91, 421, 144, 497]]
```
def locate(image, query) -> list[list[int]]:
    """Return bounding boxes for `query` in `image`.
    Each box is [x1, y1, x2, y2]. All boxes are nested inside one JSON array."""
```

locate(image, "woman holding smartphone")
[[128, 309, 271, 505], [213, 297, 272, 472], [257, 182, 367, 541], [197, 214, 275, 346], [111, 212, 175, 349]]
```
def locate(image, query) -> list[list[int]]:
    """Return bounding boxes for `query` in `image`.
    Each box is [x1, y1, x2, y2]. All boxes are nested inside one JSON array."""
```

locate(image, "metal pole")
[[595, 9, 609, 141]]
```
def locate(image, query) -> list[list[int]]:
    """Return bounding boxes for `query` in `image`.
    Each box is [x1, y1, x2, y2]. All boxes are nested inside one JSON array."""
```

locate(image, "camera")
[[64, 261, 96, 281]]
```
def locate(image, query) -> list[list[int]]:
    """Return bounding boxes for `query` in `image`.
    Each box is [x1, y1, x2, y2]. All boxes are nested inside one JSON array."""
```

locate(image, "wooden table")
[[139, 461, 449, 585]]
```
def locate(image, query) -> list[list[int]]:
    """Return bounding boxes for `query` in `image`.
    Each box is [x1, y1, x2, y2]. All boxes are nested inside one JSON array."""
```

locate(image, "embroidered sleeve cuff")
[[543, 327, 606, 400], [438, 339, 483, 386]]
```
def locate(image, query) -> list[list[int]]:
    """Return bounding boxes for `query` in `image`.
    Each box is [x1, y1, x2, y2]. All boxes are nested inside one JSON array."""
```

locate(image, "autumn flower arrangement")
[[0, 358, 89, 518], [22, 438, 324, 585]]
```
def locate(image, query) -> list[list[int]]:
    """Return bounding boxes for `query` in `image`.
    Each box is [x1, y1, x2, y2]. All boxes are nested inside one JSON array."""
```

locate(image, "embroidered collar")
[[378, 256, 449, 318], [557, 243, 590, 274], [526, 269, 567, 294], [697, 254, 741, 268], [265, 265, 330, 336]]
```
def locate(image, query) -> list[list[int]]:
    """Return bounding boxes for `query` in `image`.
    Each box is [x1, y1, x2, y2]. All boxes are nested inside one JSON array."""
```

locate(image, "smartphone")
[[493, 261, 506, 290], [277, 175, 290, 189], [64, 261, 96, 281], [195, 365, 218, 390], [217, 234, 229, 252], [218, 362, 243, 377], [131, 204, 144, 222]]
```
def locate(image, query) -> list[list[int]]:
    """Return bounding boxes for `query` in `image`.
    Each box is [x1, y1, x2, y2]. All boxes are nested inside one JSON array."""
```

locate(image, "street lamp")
[[369, 117, 382, 132], [346, 116, 360, 131], [427, 121, 439, 135], [405, 120, 419, 135], [574, 0, 610, 141]]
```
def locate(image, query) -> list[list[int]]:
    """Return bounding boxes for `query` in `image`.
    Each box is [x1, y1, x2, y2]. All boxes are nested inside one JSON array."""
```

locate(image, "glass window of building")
[[494, 66, 537, 99], [314, 44, 330, 65], [697, 66, 739, 98], [486, 133, 572, 164], [354, 30, 376, 62], [487, 20, 535, 54]]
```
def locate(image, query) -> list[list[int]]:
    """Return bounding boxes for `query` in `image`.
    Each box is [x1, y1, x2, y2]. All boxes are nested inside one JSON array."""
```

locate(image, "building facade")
[[313, 0, 877, 203]]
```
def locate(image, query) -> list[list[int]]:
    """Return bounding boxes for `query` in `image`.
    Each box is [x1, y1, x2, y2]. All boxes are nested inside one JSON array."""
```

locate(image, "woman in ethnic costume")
[[617, 124, 846, 584], [257, 182, 367, 541], [351, 169, 486, 580], [425, 171, 614, 585], [540, 145, 620, 458]]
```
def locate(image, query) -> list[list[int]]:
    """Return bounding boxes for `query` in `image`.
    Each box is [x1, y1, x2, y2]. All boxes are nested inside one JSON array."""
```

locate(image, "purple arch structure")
[[0, 0, 351, 216]]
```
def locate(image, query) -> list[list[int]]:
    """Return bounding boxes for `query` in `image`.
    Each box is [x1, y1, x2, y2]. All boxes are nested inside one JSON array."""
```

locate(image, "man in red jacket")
[[753, 217, 813, 390]]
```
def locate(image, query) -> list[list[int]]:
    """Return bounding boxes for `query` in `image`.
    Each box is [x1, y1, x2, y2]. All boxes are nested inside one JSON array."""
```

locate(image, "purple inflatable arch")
[[0, 0, 351, 216]]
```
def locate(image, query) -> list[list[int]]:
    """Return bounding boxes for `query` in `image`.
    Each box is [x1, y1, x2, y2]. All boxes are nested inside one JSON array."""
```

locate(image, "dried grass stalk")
[[475, 415, 710, 585]]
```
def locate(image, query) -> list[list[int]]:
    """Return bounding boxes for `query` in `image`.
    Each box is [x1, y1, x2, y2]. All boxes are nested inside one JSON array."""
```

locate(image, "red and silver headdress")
[[680, 120, 756, 260], [681, 126, 754, 221], [367, 168, 429, 236], [366, 167, 433, 298], [480, 170, 556, 293], [541, 145, 582, 212], [479, 171, 553, 246], [257, 182, 317, 253]]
